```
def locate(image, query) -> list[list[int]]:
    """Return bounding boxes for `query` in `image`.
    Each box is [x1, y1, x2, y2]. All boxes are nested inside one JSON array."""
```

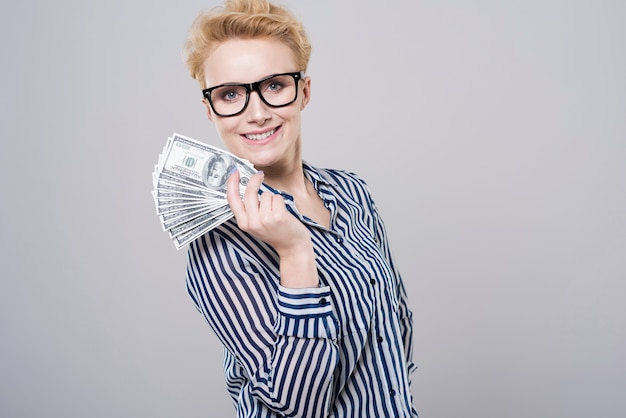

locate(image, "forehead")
[[203, 38, 297, 87]]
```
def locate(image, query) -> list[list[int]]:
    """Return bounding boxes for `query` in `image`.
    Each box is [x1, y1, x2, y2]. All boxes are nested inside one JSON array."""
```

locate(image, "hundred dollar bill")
[[153, 132, 259, 250], [155, 199, 219, 216], [155, 179, 222, 199], [159, 133, 256, 197], [153, 188, 212, 202], [167, 205, 232, 238], [157, 172, 228, 197], [160, 205, 219, 231], [172, 210, 234, 250]]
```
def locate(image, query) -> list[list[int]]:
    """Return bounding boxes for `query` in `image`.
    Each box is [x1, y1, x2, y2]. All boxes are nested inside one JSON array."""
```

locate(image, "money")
[[152, 133, 257, 249]]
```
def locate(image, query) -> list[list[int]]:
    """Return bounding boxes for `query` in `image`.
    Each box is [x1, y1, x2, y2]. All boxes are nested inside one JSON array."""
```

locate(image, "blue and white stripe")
[[186, 162, 418, 417]]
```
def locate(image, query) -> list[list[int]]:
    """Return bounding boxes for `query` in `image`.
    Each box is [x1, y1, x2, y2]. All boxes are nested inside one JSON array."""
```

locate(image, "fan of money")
[[152, 133, 257, 249]]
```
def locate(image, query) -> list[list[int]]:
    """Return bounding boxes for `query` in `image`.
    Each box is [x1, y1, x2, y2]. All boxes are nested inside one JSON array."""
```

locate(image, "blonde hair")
[[183, 0, 312, 89]]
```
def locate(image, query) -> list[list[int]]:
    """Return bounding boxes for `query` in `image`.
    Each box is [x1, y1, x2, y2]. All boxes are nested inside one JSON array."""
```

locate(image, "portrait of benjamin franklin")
[[202, 153, 235, 190]]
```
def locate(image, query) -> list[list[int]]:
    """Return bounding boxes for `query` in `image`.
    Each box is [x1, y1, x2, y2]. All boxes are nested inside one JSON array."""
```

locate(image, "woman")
[[183, 1, 418, 416]]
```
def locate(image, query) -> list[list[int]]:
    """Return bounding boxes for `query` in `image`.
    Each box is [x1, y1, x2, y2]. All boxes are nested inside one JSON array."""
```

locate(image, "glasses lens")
[[258, 74, 298, 107], [210, 85, 248, 116], [208, 73, 299, 116]]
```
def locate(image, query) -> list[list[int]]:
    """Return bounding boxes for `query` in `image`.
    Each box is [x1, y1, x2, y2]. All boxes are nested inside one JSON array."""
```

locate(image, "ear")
[[300, 76, 311, 110], [203, 99, 214, 122]]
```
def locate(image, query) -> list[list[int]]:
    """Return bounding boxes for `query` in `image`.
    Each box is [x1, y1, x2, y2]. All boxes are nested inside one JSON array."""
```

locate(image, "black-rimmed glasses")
[[202, 72, 304, 117]]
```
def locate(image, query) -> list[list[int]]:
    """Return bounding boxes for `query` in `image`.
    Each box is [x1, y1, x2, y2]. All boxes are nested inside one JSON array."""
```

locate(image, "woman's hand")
[[227, 169, 318, 288]]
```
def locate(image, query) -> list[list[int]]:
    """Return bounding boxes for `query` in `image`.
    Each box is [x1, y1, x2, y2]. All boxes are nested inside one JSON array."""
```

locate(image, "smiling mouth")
[[244, 128, 277, 141]]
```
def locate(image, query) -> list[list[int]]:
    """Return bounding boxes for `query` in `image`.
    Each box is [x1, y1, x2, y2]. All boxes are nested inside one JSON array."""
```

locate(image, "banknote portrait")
[[202, 153, 235, 190]]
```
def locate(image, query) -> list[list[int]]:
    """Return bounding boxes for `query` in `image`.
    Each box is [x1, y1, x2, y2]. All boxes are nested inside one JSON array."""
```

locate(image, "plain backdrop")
[[1, 0, 625, 417]]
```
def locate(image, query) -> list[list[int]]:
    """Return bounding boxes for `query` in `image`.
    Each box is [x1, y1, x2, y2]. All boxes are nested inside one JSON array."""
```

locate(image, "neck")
[[262, 161, 307, 195], [255, 137, 307, 194]]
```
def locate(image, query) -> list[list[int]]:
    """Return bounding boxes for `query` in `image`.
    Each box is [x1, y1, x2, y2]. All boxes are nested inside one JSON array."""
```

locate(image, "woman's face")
[[202, 38, 310, 171]]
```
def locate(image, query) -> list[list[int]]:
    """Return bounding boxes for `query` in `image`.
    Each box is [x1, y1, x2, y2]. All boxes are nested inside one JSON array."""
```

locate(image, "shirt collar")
[[258, 161, 338, 197], [302, 161, 338, 189]]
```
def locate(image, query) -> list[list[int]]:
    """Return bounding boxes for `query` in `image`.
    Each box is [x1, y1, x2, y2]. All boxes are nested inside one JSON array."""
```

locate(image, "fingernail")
[[228, 167, 238, 177], [257, 170, 264, 176]]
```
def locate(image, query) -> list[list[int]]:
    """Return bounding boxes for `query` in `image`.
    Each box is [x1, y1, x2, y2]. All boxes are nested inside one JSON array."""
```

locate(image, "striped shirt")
[[186, 162, 418, 417]]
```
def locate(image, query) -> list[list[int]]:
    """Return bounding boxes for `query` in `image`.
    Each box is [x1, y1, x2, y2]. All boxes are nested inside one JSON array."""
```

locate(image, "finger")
[[258, 190, 274, 224], [271, 193, 286, 213], [269, 194, 290, 224], [243, 171, 264, 224], [243, 171, 264, 207], [226, 168, 246, 221]]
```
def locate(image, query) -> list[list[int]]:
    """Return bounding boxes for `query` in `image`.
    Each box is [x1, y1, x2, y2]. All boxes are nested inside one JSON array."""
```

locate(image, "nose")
[[245, 91, 271, 124]]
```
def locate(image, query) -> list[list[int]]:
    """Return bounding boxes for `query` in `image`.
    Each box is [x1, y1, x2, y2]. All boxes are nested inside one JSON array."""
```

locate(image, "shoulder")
[[313, 166, 374, 201], [188, 217, 250, 253], [318, 167, 365, 183], [307, 163, 370, 190], [188, 217, 278, 268], [187, 218, 236, 261]]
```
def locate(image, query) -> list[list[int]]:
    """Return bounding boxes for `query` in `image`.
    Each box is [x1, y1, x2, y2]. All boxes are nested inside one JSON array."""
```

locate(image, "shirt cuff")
[[275, 285, 339, 339]]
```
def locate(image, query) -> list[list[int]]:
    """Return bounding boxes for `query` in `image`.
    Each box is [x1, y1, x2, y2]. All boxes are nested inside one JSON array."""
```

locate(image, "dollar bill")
[[159, 133, 255, 196], [167, 205, 232, 238], [152, 132, 257, 249], [160, 205, 220, 231], [172, 210, 234, 250]]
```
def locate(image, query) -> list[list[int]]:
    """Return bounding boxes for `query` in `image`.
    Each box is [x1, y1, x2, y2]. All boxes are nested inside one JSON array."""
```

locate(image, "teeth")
[[245, 128, 275, 141]]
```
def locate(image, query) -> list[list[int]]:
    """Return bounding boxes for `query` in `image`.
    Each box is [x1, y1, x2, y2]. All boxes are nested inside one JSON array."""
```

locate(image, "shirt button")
[[376, 336, 383, 344], [370, 278, 376, 285], [336, 236, 344, 244], [389, 389, 396, 396], [319, 298, 327, 305]]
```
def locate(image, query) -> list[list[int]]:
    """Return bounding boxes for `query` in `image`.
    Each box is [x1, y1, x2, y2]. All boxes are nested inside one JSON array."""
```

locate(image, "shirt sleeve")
[[186, 229, 340, 417], [275, 285, 338, 338]]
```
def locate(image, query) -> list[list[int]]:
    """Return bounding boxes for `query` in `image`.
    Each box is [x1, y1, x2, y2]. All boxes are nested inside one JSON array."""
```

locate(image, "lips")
[[244, 127, 277, 141]]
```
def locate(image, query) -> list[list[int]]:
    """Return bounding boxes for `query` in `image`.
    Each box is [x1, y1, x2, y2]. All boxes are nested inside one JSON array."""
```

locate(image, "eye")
[[262, 78, 287, 95], [221, 89, 242, 101], [213, 85, 245, 102], [267, 81, 283, 91]]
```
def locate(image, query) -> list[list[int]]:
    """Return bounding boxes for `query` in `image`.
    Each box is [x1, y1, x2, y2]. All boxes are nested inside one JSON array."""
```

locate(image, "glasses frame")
[[202, 71, 305, 117]]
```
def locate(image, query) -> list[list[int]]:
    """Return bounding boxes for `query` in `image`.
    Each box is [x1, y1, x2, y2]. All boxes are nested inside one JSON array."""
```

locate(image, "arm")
[[227, 170, 318, 289], [185, 170, 339, 416], [186, 231, 339, 417]]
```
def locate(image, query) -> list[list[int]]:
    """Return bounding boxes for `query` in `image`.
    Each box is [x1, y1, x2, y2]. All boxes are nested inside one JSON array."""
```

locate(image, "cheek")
[[280, 107, 302, 125], [215, 119, 238, 138], [290, 112, 303, 130]]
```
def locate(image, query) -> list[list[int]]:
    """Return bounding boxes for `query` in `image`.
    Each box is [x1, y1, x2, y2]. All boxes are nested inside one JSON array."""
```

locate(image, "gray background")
[[1, 0, 624, 417]]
